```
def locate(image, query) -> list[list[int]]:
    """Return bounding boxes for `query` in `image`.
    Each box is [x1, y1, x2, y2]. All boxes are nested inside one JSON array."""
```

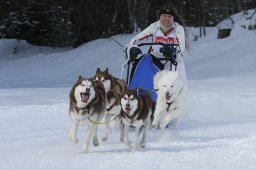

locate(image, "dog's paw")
[[93, 137, 99, 146], [81, 145, 89, 154], [81, 149, 88, 154], [69, 130, 79, 144], [140, 143, 146, 148], [131, 148, 137, 152], [124, 139, 131, 146], [73, 138, 79, 144], [120, 136, 124, 143], [69, 136, 79, 144], [131, 143, 140, 152], [151, 123, 157, 129], [160, 119, 169, 129], [102, 137, 108, 142]]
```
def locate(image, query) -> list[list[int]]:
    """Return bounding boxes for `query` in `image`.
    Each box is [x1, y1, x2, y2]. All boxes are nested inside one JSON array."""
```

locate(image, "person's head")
[[159, 13, 174, 28], [157, 2, 184, 27], [157, 2, 190, 51]]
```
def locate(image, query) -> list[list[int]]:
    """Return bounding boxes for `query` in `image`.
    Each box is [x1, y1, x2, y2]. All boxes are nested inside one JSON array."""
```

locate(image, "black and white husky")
[[68, 76, 106, 153], [94, 68, 127, 141], [151, 70, 188, 130], [119, 87, 154, 151]]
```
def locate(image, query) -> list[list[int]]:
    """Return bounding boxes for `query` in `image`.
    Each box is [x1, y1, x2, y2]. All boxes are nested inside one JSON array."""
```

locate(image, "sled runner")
[[125, 43, 180, 101]]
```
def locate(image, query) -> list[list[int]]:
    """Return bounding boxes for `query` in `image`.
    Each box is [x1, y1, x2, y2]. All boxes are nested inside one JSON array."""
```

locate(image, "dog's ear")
[[96, 67, 100, 73], [90, 77, 98, 85], [121, 86, 128, 97], [105, 68, 109, 73], [121, 85, 127, 95], [78, 75, 82, 80], [89, 77, 93, 82], [134, 87, 141, 96], [136, 87, 139, 95]]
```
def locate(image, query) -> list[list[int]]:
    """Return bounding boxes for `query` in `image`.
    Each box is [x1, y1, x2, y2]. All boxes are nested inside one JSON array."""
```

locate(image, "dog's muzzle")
[[165, 92, 173, 101], [81, 88, 90, 103], [124, 103, 133, 115]]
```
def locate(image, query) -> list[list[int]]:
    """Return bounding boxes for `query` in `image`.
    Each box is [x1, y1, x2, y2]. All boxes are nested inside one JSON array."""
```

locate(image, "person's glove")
[[160, 44, 177, 65], [129, 45, 142, 61]]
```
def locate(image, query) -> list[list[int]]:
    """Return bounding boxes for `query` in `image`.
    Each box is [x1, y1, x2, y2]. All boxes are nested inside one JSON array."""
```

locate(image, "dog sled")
[[124, 42, 180, 101]]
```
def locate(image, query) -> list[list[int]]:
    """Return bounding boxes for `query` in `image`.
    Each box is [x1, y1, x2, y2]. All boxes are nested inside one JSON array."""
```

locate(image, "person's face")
[[160, 14, 174, 27]]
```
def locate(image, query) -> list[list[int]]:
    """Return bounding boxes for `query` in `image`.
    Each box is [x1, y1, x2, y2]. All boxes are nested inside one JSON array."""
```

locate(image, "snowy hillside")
[[0, 10, 256, 170], [186, 11, 256, 79], [0, 11, 255, 87]]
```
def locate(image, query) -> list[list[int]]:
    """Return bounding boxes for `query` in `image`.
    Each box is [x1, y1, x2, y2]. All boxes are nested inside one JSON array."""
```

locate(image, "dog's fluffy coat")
[[151, 70, 188, 130], [69, 76, 106, 153], [94, 68, 127, 141], [119, 87, 154, 151]]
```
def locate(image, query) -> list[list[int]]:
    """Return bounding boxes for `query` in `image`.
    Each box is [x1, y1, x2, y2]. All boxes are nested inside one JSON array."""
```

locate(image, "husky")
[[94, 68, 127, 141], [119, 87, 154, 151], [151, 70, 188, 130], [68, 76, 106, 153]]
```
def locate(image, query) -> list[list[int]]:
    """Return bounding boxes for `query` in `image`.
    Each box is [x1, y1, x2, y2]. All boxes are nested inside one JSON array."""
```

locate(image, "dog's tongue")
[[125, 108, 131, 115], [166, 95, 170, 101], [81, 93, 89, 102], [166, 93, 172, 101]]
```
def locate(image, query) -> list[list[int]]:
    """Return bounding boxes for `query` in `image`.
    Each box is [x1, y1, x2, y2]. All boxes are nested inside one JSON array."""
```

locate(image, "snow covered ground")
[[0, 11, 256, 170]]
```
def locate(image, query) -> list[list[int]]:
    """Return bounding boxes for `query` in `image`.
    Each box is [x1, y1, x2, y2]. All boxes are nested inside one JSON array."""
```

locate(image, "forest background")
[[0, 0, 255, 48]]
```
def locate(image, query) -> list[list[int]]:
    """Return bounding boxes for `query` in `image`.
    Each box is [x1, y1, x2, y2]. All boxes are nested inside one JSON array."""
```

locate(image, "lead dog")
[[151, 70, 188, 130], [119, 87, 154, 151], [94, 68, 127, 141], [69, 76, 106, 153]]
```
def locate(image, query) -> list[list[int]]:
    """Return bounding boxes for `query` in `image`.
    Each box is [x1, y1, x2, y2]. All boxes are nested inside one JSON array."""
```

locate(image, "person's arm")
[[129, 24, 155, 46], [175, 25, 185, 53]]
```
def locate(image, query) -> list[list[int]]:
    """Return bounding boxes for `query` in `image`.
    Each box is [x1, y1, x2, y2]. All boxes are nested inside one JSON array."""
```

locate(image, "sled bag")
[[129, 54, 160, 101]]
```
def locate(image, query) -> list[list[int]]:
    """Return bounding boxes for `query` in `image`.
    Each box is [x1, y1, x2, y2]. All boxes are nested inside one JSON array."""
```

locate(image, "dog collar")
[[76, 97, 96, 114], [75, 105, 90, 114], [166, 101, 173, 112], [122, 109, 140, 124]]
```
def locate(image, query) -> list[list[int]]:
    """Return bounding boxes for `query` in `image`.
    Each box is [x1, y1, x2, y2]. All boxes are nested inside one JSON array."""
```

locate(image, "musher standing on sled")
[[128, 2, 190, 86]]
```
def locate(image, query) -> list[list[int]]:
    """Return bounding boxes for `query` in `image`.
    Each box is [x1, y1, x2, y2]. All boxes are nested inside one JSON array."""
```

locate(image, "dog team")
[[68, 68, 188, 153]]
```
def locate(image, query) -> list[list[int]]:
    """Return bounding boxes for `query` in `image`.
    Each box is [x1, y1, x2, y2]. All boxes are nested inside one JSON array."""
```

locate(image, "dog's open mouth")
[[165, 92, 173, 101], [124, 106, 133, 115], [80, 92, 90, 103]]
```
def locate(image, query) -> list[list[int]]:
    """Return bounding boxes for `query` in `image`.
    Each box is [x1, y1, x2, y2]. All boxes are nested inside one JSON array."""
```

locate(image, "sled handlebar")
[[137, 43, 179, 48]]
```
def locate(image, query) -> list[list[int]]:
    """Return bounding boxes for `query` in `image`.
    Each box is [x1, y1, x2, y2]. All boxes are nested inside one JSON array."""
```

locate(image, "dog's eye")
[[170, 85, 174, 88], [130, 97, 134, 101], [163, 85, 166, 87], [81, 84, 85, 87], [102, 80, 105, 82], [89, 85, 92, 88]]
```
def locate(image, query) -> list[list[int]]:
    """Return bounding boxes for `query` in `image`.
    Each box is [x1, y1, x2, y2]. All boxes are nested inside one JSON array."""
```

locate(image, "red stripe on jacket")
[[132, 34, 153, 45]]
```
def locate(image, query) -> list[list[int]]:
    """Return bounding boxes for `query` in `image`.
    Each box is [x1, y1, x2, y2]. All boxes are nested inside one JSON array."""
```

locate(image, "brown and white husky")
[[94, 68, 127, 141], [119, 87, 155, 151], [69, 76, 106, 153]]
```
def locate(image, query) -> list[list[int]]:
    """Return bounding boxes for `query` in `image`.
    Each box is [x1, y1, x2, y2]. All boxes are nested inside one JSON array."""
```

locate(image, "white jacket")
[[128, 20, 187, 86], [129, 20, 185, 57]]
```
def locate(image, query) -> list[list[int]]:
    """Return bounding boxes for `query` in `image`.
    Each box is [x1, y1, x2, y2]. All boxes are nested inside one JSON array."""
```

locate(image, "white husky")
[[151, 70, 188, 130]]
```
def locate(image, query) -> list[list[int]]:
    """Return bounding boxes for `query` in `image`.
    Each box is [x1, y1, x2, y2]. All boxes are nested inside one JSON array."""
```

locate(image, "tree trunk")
[[127, 0, 137, 32], [137, 0, 152, 30]]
